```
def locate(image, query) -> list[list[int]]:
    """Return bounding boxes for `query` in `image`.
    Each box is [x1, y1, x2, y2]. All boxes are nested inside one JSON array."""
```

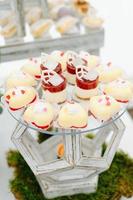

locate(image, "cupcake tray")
[[2, 81, 127, 135], [3, 79, 126, 198]]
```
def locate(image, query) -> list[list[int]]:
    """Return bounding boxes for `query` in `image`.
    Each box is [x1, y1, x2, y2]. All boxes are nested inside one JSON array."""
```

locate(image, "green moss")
[[7, 147, 133, 200]]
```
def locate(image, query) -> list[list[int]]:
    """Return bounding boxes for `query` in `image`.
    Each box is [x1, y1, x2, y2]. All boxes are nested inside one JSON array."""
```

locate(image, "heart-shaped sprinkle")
[[43, 108, 47, 112], [105, 96, 110, 101], [98, 98, 102, 103], [106, 101, 111, 106]]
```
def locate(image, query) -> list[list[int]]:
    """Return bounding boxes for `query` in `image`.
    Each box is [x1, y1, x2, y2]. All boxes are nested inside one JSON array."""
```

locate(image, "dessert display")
[[89, 95, 121, 121], [4, 86, 37, 111], [23, 100, 54, 130], [56, 16, 78, 35], [25, 7, 42, 25], [3, 51, 132, 133], [6, 71, 37, 89], [0, 0, 104, 42], [41, 70, 67, 104], [30, 19, 53, 38], [21, 58, 41, 80], [75, 66, 99, 99], [58, 101, 88, 128], [66, 51, 85, 85], [41, 53, 62, 74], [104, 79, 133, 103], [96, 63, 123, 83]]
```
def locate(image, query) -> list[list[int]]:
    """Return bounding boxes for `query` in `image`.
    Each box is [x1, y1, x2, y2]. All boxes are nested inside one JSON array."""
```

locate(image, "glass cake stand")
[[3, 83, 126, 199]]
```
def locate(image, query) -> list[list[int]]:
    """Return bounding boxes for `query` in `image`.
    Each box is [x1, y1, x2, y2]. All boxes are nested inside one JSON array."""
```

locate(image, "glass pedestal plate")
[[6, 102, 125, 199]]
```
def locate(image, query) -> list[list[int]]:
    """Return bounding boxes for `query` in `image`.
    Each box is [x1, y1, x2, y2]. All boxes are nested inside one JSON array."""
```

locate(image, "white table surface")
[[0, 0, 133, 199]]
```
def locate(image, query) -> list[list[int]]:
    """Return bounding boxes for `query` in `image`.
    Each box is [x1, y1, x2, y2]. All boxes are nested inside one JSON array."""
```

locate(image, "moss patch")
[[7, 148, 133, 200]]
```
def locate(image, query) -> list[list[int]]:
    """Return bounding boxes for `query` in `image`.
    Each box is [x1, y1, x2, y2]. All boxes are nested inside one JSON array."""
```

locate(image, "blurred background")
[[0, 0, 133, 200]]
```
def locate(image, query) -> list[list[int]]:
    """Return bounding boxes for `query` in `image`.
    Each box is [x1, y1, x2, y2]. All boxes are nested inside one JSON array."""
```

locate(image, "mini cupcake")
[[58, 101, 88, 128], [6, 71, 37, 89], [89, 95, 120, 121], [23, 100, 54, 130], [83, 15, 104, 29], [104, 79, 133, 103], [4, 86, 37, 111], [1, 21, 17, 38], [41, 70, 67, 104], [30, 19, 53, 38], [41, 53, 62, 74], [0, 11, 14, 26], [75, 66, 99, 99], [96, 63, 123, 83], [21, 58, 41, 80], [65, 51, 85, 85], [56, 16, 78, 35]]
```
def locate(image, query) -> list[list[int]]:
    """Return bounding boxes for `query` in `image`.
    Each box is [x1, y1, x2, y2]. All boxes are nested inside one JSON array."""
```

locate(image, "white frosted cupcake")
[[23, 100, 54, 129], [56, 16, 78, 35], [1, 21, 17, 38], [104, 79, 133, 103], [21, 58, 41, 80], [4, 86, 37, 111], [83, 15, 104, 29], [58, 101, 88, 128], [96, 63, 123, 83], [30, 19, 53, 38], [6, 71, 37, 89], [65, 51, 85, 85], [42, 70, 67, 104], [75, 66, 99, 99], [89, 95, 121, 121], [0, 11, 14, 26]]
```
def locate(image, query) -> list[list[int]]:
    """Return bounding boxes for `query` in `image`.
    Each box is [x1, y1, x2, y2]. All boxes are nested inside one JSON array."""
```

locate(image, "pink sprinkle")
[[43, 108, 47, 112], [105, 96, 110, 101], [34, 60, 37, 63], [106, 101, 111, 106], [98, 98, 102, 103]]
